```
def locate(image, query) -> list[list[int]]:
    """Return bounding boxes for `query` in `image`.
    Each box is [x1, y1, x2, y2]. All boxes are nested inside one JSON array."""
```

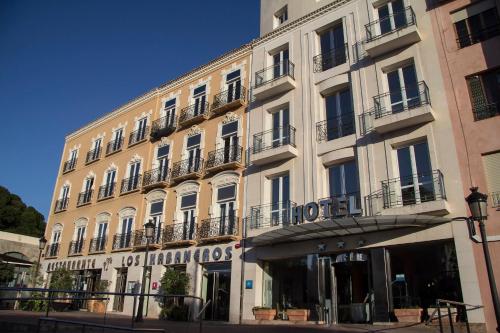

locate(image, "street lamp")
[[135, 219, 155, 322], [465, 187, 500, 332], [33, 236, 47, 287]]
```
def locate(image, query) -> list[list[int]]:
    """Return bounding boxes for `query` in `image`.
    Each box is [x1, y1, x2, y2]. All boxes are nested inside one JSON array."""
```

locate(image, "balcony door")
[[325, 88, 354, 141], [75, 225, 86, 253], [217, 185, 236, 235], [378, 0, 406, 35], [162, 99, 176, 126], [319, 23, 345, 70], [105, 169, 116, 196], [394, 141, 434, 206], [221, 121, 238, 163], [83, 177, 94, 202], [157, 145, 170, 181], [193, 85, 207, 116], [226, 70, 241, 103], [92, 138, 102, 159], [328, 160, 361, 215], [181, 193, 197, 241], [386, 64, 419, 114], [52, 230, 61, 245], [96, 222, 107, 251], [149, 201, 164, 244], [136, 117, 147, 141], [128, 161, 141, 190], [113, 128, 123, 148], [272, 108, 290, 147], [187, 134, 201, 172], [69, 149, 78, 164], [120, 217, 133, 248], [271, 174, 290, 226], [273, 49, 289, 79], [61, 185, 70, 202]]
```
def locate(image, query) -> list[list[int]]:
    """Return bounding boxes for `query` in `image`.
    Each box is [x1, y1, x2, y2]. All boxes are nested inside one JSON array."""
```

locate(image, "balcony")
[[365, 170, 449, 216], [313, 44, 348, 73], [178, 102, 209, 128], [68, 240, 85, 256], [45, 243, 59, 258], [198, 217, 239, 244], [162, 222, 197, 248], [142, 167, 170, 191], [457, 24, 500, 49], [170, 158, 204, 183], [211, 86, 247, 116], [473, 102, 500, 121], [120, 175, 142, 195], [54, 198, 69, 213], [62, 158, 77, 174], [150, 115, 177, 140], [364, 7, 420, 58], [89, 237, 107, 253], [205, 145, 243, 174], [128, 127, 149, 147], [246, 200, 295, 231], [106, 138, 123, 156], [112, 233, 132, 251], [316, 114, 355, 143], [85, 147, 101, 165], [97, 183, 115, 201], [250, 125, 298, 165], [361, 81, 433, 134], [132, 229, 162, 250], [492, 191, 500, 209], [253, 60, 296, 101], [76, 190, 93, 207]]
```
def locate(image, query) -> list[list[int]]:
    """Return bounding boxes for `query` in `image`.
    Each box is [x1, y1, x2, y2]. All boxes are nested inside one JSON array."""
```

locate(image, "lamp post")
[[465, 187, 500, 332], [135, 220, 155, 322], [33, 236, 47, 287]]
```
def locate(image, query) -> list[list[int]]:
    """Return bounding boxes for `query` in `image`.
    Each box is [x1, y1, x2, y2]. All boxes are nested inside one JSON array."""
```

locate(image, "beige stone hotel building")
[[41, 0, 500, 330]]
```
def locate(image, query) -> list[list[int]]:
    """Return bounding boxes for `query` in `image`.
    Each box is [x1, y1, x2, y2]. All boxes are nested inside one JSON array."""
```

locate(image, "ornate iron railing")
[[457, 23, 500, 48], [212, 86, 247, 110], [313, 44, 348, 72], [252, 125, 296, 154], [120, 175, 142, 194], [112, 233, 132, 250], [171, 157, 204, 179], [198, 217, 238, 240], [143, 167, 169, 188], [179, 102, 210, 125], [132, 228, 162, 247], [85, 146, 101, 164], [106, 138, 123, 155], [128, 127, 149, 146], [97, 183, 115, 200], [205, 145, 242, 169], [246, 200, 296, 230], [316, 114, 355, 143], [68, 240, 85, 256], [54, 198, 69, 213], [163, 222, 197, 244], [62, 158, 77, 173], [45, 243, 59, 258], [76, 190, 93, 207], [372, 81, 430, 119], [492, 191, 500, 208], [365, 6, 416, 42], [89, 237, 107, 253], [151, 115, 177, 139], [255, 60, 295, 88], [472, 102, 500, 121]]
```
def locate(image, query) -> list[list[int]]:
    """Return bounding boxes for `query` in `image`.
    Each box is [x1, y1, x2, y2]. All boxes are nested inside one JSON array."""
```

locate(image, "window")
[[482, 152, 500, 207], [318, 23, 346, 71], [272, 107, 290, 147], [193, 85, 207, 116], [382, 63, 420, 114], [79, 176, 94, 205], [186, 134, 202, 172], [163, 98, 176, 127], [92, 138, 102, 159], [274, 6, 288, 27], [323, 88, 354, 141], [61, 184, 70, 201], [120, 217, 133, 248], [216, 185, 236, 235], [103, 169, 116, 197], [328, 160, 361, 215], [157, 145, 170, 181], [74, 225, 86, 253], [95, 222, 107, 251], [466, 68, 500, 120], [221, 121, 239, 163], [52, 230, 61, 244], [69, 149, 78, 162], [454, 4, 500, 48], [126, 161, 141, 191], [149, 201, 164, 243], [226, 70, 242, 102], [181, 193, 197, 208], [271, 174, 290, 225], [377, 0, 407, 36], [64, 149, 78, 172], [180, 194, 197, 240], [111, 128, 123, 152], [136, 117, 147, 141], [273, 49, 289, 79]]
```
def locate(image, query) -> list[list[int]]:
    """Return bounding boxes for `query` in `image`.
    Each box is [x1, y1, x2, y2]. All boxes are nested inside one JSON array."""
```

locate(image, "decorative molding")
[[91, 132, 106, 142], [210, 171, 240, 187], [222, 112, 239, 124], [145, 189, 167, 202], [69, 144, 81, 152], [130, 154, 142, 163], [53, 223, 63, 232], [175, 181, 200, 196], [159, 137, 171, 146], [96, 212, 111, 223], [187, 125, 202, 137], [74, 217, 89, 228], [112, 122, 127, 132], [134, 110, 153, 122], [118, 207, 136, 219]]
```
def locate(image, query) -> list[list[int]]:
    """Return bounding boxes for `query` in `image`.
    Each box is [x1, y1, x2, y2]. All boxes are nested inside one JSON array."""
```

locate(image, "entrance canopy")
[[250, 215, 450, 246]]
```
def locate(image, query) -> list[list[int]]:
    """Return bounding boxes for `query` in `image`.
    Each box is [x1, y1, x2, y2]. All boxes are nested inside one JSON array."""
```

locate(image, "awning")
[[249, 215, 451, 246], [0, 253, 34, 266]]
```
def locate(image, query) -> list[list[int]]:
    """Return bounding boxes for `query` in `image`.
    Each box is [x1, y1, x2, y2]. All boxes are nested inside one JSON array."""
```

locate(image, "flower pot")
[[394, 308, 423, 323], [253, 308, 276, 320], [87, 300, 107, 313], [286, 309, 310, 321]]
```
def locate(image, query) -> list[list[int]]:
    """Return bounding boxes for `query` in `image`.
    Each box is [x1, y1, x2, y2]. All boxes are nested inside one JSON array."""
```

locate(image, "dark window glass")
[[217, 185, 236, 201], [194, 85, 206, 96], [181, 194, 197, 208], [414, 142, 432, 175], [187, 134, 201, 148], [157, 145, 170, 158], [226, 70, 240, 82], [165, 99, 176, 108], [397, 147, 413, 178], [378, 4, 391, 35], [222, 121, 238, 136], [150, 201, 164, 215]]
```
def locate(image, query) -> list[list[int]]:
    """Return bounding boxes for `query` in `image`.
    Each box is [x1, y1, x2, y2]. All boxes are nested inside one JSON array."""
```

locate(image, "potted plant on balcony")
[[286, 308, 310, 321], [252, 306, 276, 320], [87, 279, 110, 313], [158, 268, 191, 321], [48, 267, 74, 311], [394, 307, 423, 323]]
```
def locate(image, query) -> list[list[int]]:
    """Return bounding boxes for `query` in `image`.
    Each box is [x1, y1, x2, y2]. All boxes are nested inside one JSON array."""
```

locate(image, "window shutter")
[[483, 152, 500, 193], [467, 76, 487, 119]]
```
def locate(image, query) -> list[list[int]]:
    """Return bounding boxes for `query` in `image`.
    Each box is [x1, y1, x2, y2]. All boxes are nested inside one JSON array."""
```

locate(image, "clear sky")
[[0, 0, 260, 220]]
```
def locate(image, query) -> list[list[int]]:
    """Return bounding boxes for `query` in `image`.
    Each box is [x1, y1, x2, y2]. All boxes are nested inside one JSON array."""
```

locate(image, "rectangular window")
[[217, 185, 236, 201], [328, 160, 361, 215], [324, 88, 354, 141], [193, 85, 206, 96], [275, 6, 288, 26], [150, 201, 164, 215], [454, 3, 500, 48], [165, 98, 176, 108], [222, 121, 238, 136], [181, 194, 197, 209], [466, 68, 500, 120], [377, 0, 407, 36], [273, 49, 289, 79], [483, 152, 500, 207], [187, 134, 201, 148], [384, 63, 420, 114], [271, 173, 290, 225], [157, 145, 170, 158], [226, 70, 242, 102], [318, 23, 346, 71], [226, 70, 240, 82]]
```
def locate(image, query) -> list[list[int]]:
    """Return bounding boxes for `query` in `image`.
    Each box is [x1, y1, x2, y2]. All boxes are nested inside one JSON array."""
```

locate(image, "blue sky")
[[0, 0, 260, 219]]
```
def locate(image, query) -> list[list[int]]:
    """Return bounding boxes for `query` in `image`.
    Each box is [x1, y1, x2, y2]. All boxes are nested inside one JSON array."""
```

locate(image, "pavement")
[[0, 310, 465, 333]]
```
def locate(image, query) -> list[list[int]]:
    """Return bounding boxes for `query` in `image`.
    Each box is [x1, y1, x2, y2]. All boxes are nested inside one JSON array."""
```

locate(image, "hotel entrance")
[[201, 262, 231, 321]]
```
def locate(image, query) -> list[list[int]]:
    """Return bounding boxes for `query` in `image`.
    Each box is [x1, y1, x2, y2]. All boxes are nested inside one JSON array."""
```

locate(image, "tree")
[[158, 268, 191, 320], [0, 186, 45, 237]]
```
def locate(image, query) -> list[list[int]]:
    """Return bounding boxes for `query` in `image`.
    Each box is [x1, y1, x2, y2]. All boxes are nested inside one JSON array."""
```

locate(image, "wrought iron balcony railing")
[[76, 190, 93, 207], [85, 147, 101, 164], [252, 125, 296, 154], [54, 198, 69, 213], [212, 86, 247, 112], [45, 243, 59, 258], [313, 44, 348, 73], [120, 175, 142, 194], [492, 191, 500, 208], [205, 145, 243, 171], [171, 157, 204, 180], [163, 222, 197, 245], [62, 158, 77, 174], [372, 81, 430, 118], [128, 127, 149, 147], [472, 102, 500, 121], [97, 183, 116, 201], [178, 102, 210, 126], [316, 114, 356, 143], [89, 237, 107, 253], [106, 138, 124, 155], [68, 240, 85, 256], [457, 23, 500, 48], [132, 228, 162, 247], [198, 217, 238, 241], [143, 167, 170, 188], [365, 6, 416, 42], [246, 200, 296, 230], [151, 115, 177, 140], [112, 233, 132, 250], [255, 60, 295, 88]]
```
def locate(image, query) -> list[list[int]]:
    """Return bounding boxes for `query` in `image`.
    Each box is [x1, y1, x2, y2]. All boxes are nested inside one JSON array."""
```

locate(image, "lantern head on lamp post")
[[33, 236, 47, 287], [144, 220, 155, 239], [39, 236, 47, 251], [466, 187, 488, 221]]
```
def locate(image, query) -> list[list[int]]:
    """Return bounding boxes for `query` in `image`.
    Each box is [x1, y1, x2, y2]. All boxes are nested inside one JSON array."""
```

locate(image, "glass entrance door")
[[113, 268, 128, 312], [202, 263, 231, 321]]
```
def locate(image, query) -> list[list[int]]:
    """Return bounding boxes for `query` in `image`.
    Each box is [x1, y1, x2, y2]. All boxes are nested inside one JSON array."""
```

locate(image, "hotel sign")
[[291, 196, 359, 224]]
